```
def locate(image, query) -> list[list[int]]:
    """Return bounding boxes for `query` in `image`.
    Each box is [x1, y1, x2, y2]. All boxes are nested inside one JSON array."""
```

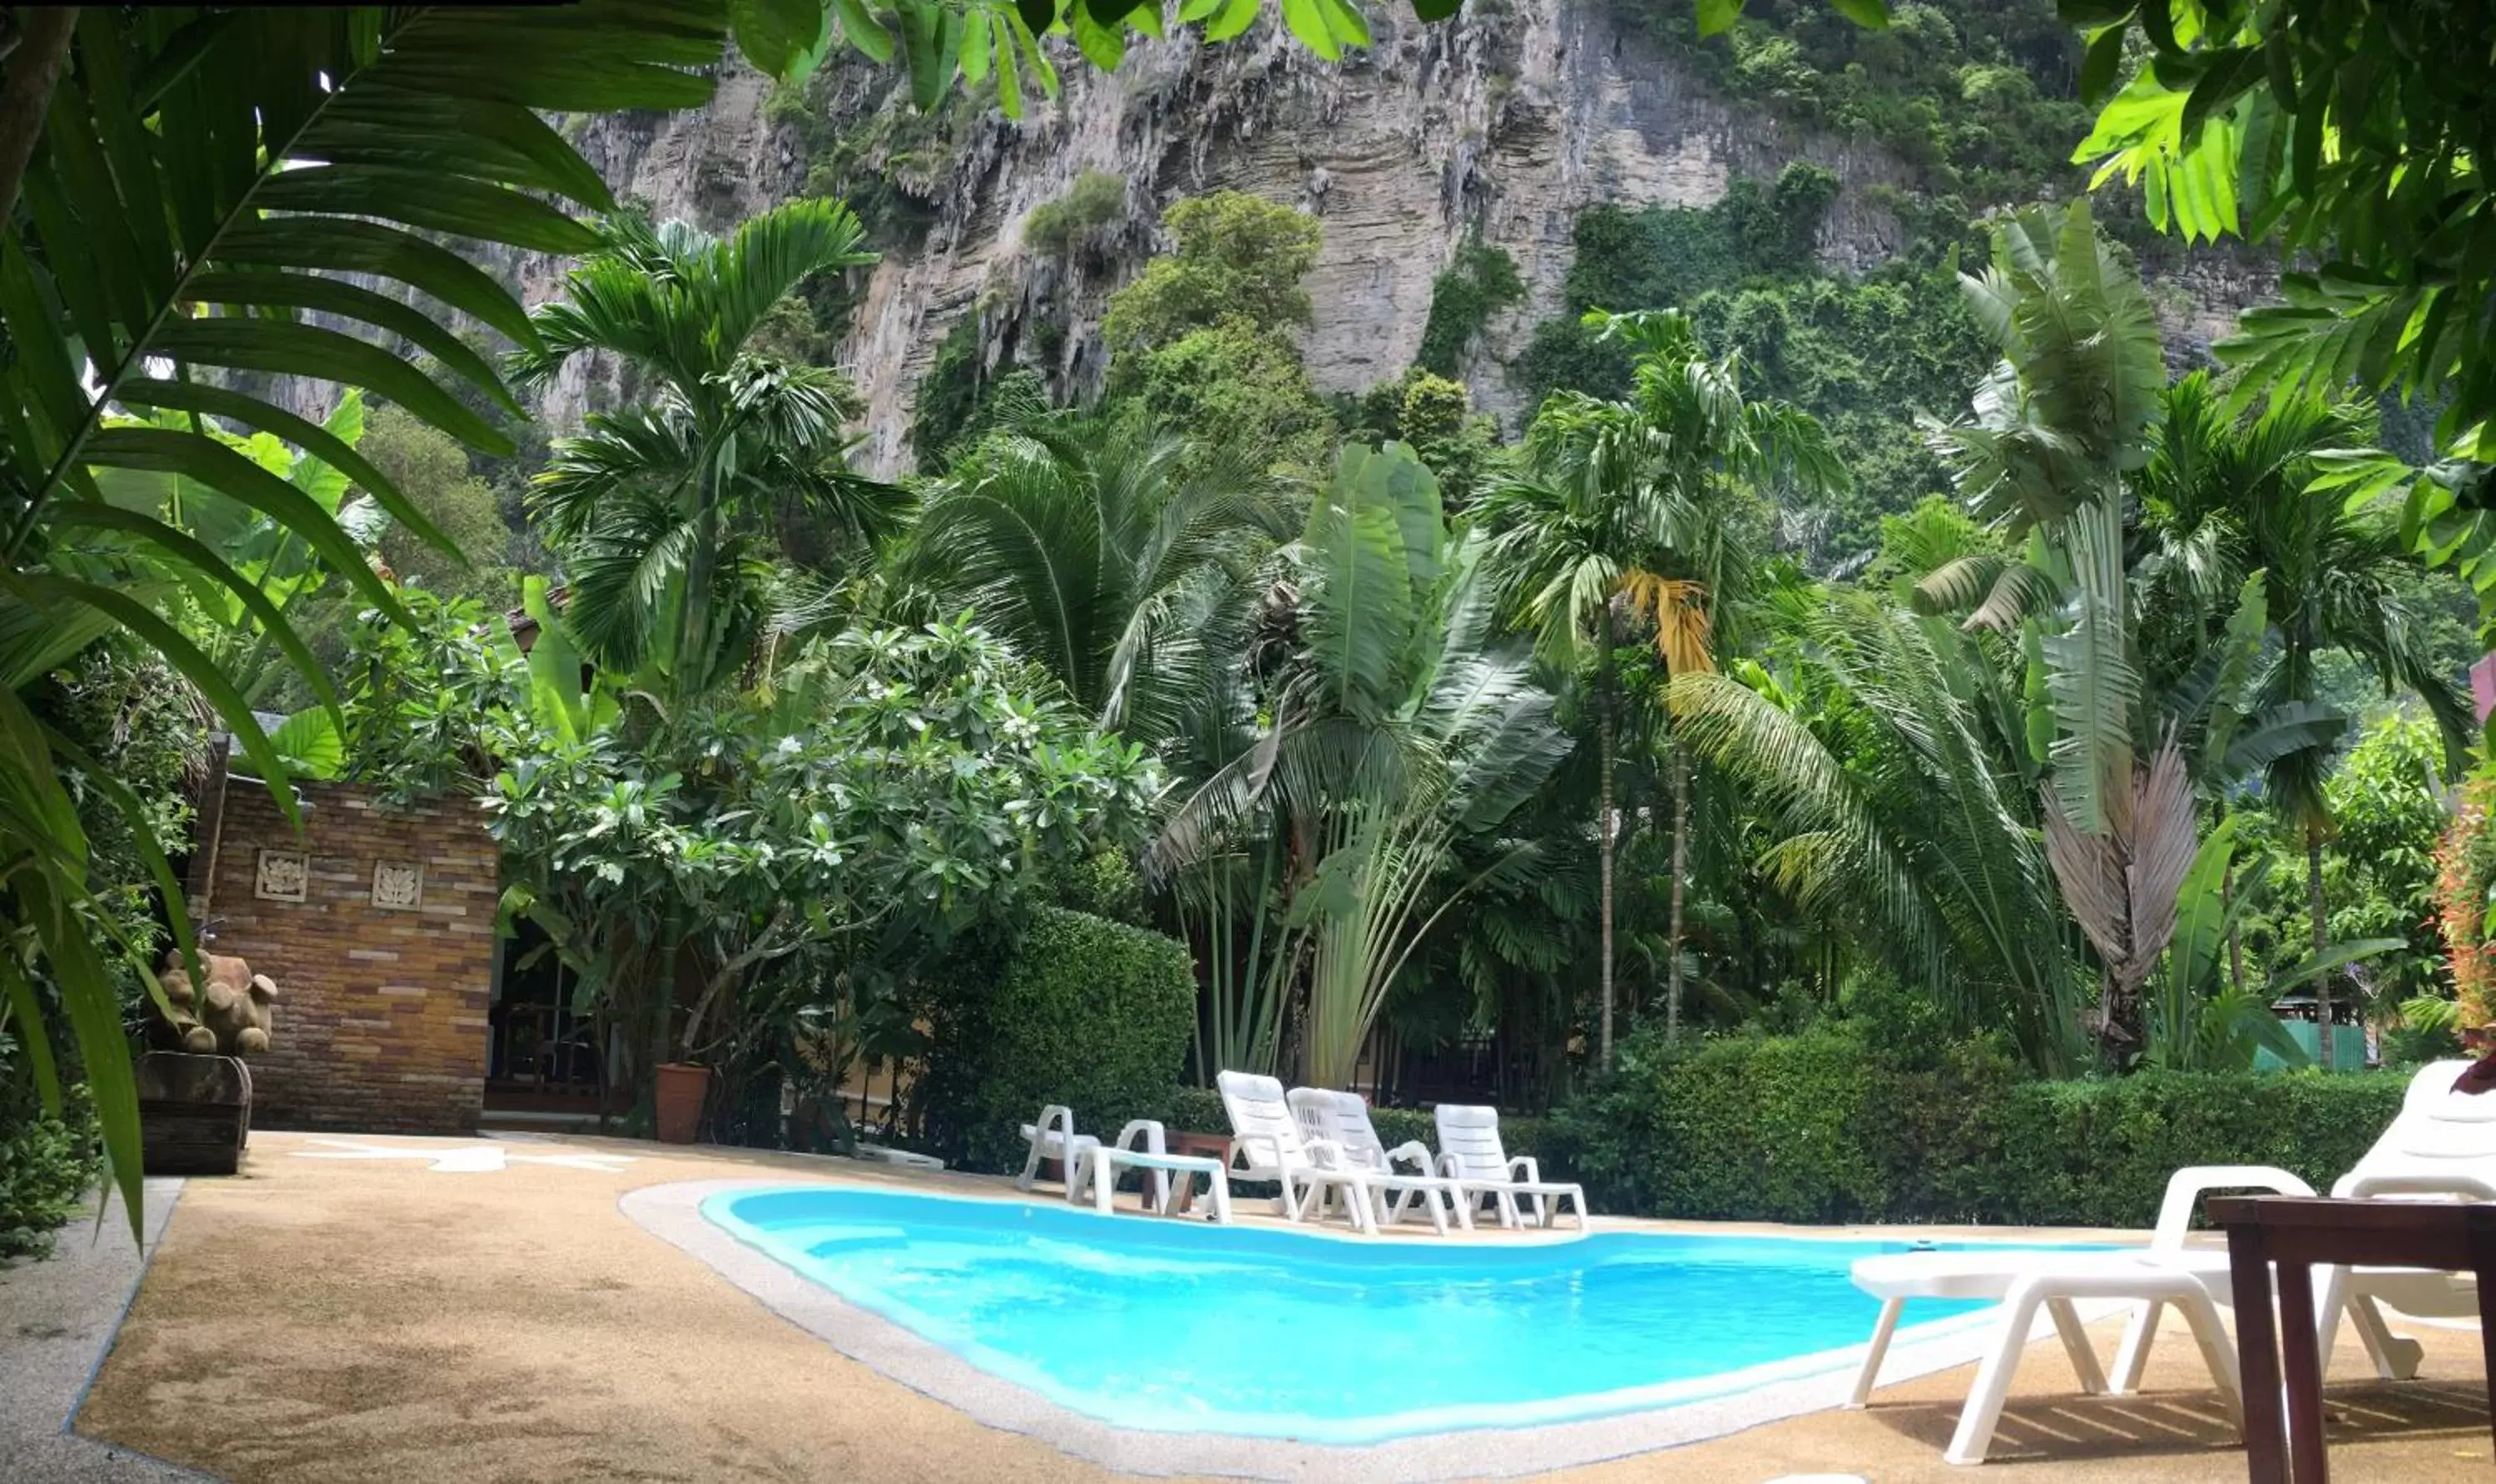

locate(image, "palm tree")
[[0, 2, 740, 1240], [902, 407, 1290, 740], [1670, 584, 2088, 1071], [1151, 443, 1572, 1086], [2137, 376, 2472, 1063], [511, 204, 889, 702], [1924, 201, 2181, 1060], [1478, 309, 1842, 1066]]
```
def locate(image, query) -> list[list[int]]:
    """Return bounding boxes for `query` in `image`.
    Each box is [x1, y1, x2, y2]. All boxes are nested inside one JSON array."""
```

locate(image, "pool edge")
[[622, 1176, 2112, 1483]]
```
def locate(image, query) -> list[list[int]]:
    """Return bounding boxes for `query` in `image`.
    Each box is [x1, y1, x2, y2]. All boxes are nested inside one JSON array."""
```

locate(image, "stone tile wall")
[[196, 779, 498, 1133]]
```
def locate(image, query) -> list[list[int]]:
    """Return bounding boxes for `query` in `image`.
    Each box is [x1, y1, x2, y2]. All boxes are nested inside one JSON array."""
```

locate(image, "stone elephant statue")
[[157, 950, 277, 1057]]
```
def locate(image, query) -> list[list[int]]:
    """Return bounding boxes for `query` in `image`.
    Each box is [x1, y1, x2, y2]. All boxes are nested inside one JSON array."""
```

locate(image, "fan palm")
[[0, 2, 739, 1242], [1151, 443, 1571, 1087], [1925, 200, 2185, 1059], [513, 204, 892, 702], [1478, 309, 1842, 1066], [902, 407, 1290, 740]]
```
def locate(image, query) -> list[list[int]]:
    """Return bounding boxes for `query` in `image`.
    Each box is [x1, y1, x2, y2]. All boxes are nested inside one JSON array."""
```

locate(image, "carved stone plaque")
[[254, 848, 309, 903], [371, 860, 424, 912]]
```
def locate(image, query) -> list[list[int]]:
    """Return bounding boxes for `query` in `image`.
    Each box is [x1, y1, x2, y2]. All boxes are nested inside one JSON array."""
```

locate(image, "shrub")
[[1023, 171, 1126, 257], [1548, 1024, 2414, 1227], [914, 907, 1195, 1172], [1, 1071, 98, 1264]]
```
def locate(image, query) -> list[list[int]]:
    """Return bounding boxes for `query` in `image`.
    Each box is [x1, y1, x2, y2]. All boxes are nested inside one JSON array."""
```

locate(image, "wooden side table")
[[1165, 1131, 1233, 1214], [2206, 1195, 2496, 1483]]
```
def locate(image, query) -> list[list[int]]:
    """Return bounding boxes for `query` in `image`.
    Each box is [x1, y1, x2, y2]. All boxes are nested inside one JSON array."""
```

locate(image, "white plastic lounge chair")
[[2114, 1058, 2494, 1389], [1433, 1103, 1591, 1230], [1015, 1105, 1098, 1196], [1216, 1071, 1386, 1234], [1286, 1086, 1464, 1234], [1070, 1119, 1235, 1223], [1850, 1248, 2241, 1466]]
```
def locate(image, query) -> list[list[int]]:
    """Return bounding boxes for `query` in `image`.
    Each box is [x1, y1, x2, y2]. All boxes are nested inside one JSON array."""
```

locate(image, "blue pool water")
[[706, 1186, 2030, 1442]]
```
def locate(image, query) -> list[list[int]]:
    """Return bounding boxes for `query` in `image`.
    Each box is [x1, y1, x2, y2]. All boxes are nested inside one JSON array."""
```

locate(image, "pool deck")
[[39, 1130, 2494, 1482]]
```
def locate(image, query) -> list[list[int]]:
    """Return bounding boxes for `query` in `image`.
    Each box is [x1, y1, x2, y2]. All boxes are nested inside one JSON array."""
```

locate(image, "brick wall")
[[199, 778, 498, 1134]]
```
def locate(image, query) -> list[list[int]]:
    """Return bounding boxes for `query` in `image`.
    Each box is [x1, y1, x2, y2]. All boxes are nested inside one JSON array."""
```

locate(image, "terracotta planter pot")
[[653, 1062, 711, 1145]]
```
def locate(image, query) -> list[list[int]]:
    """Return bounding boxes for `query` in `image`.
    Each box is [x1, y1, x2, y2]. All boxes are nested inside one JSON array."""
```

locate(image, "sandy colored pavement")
[[72, 1130, 2494, 1483]]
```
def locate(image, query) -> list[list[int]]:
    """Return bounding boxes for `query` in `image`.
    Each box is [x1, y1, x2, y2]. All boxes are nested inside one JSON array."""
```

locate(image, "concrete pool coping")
[[623, 1175, 2129, 1482]]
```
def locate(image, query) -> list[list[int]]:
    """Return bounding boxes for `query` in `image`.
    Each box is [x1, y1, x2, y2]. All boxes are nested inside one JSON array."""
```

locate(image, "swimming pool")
[[704, 1185, 2020, 1444]]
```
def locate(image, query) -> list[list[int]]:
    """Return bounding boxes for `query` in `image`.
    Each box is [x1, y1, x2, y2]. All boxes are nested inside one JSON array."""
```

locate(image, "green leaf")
[[109, 379, 460, 561], [214, 217, 536, 347], [1829, 0, 1889, 26], [1205, 0, 1261, 42], [1696, 0, 1744, 37], [268, 708, 345, 779], [1412, 0, 1463, 19], [1071, 4, 1128, 71], [149, 319, 513, 455], [836, 0, 897, 63], [898, 2, 967, 110], [2079, 24, 2127, 106], [255, 167, 602, 255], [3, 574, 300, 827], [45, 502, 345, 723], [731, 0, 831, 82], [82, 426, 410, 626], [1278, 0, 1341, 58]]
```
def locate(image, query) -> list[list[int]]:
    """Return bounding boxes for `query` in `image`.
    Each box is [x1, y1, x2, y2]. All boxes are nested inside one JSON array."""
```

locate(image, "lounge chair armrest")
[[1115, 1119, 1167, 1155], [1508, 1155, 1541, 1184], [1023, 1104, 1077, 1145], [2152, 1165, 2315, 1250], [1384, 1140, 1434, 1175], [2335, 1170, 2496, 1201]]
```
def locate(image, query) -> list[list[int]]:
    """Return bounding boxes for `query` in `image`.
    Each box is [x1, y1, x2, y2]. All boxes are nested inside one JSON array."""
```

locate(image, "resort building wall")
[[189, 774, 498, 1133]]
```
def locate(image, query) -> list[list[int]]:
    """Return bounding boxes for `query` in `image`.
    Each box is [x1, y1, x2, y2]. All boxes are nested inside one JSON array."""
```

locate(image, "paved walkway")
[[66, 1133, 2496, 1482], [1, 1177, 213, 1483]]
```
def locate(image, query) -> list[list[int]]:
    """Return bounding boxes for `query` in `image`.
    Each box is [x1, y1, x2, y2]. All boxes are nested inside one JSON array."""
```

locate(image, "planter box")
[[136, 1051, 254, 1175]]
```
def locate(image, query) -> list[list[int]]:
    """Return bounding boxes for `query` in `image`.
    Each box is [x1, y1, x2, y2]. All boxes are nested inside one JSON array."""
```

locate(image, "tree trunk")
[[2225, 858, 2247, 997], [1597, 656, 1617, 1073], [0, 10, 77, 226], [1666, 734, 1690, 1041], [2307, 825, 2333, 1069]]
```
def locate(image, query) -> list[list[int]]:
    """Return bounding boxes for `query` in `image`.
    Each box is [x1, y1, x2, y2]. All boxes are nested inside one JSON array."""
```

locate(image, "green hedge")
[[1157, 1086, 1553, 1169], [914, 906, 1195, 1173], [1548, 1025, 2413, 1228]]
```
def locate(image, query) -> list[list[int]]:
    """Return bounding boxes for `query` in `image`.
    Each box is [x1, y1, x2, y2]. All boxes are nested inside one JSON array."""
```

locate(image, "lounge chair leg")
[[2046, 1297, 2108, 1394], [1206, 1172, 1233, 1224], [2337, 1282, 2422, 1381], [2177, 1292, 2243, 1425], [2111, 1300, 2162, 1394], [1849, 1297, 1904, 1409], [1945, 1282, 2043, 1466], [1089, 1150, 1115, 1216]]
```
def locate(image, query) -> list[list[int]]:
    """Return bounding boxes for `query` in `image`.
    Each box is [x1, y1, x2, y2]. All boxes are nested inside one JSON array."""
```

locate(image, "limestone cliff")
[[534, 2, 2265, 476]]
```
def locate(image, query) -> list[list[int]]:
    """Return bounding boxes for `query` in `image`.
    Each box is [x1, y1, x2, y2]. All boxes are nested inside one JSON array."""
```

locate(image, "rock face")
[[527, 2, 2262, 475]]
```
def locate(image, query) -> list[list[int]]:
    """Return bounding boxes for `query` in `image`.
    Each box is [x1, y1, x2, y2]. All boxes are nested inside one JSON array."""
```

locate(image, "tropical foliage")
[[4, 0, 2486, 1253]]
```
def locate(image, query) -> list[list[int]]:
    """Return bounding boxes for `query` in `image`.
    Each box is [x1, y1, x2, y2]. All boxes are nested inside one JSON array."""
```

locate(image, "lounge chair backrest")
[[1434, 1103, 1509, 1182], [1219, 1071, 1311, 1172], [2365, 1059, 2496, 1165], [1288, 1086, 1386, 1169]]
